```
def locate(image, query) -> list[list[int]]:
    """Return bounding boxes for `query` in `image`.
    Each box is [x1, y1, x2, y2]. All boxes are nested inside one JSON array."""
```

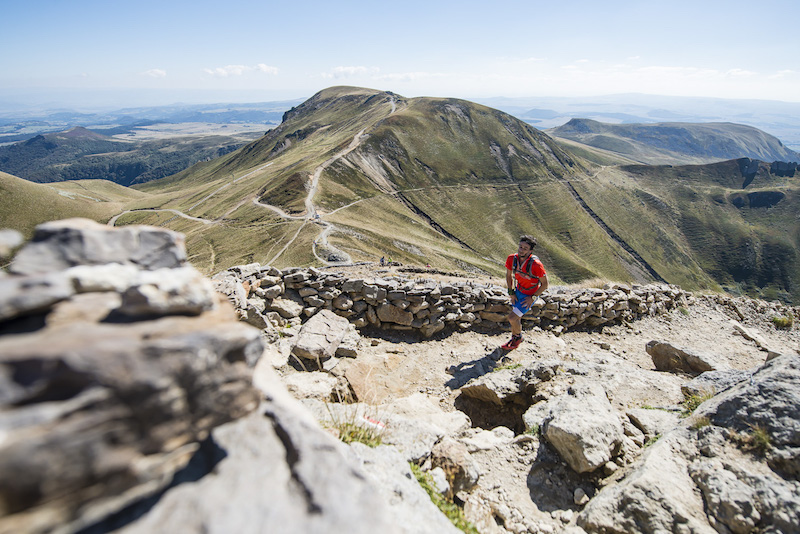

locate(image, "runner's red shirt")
[[506, 254, 546, 295]]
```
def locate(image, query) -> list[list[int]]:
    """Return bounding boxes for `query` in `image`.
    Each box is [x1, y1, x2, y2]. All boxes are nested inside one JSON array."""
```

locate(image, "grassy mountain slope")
[[548, 119, 800, 165], [128, 87, 651, 282], [0, 171, 146, 239], [572, 160, 799, 301]]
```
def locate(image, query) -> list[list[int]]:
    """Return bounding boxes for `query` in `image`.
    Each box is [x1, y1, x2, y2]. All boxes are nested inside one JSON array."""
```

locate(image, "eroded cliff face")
[[2, 219, 799, 534]]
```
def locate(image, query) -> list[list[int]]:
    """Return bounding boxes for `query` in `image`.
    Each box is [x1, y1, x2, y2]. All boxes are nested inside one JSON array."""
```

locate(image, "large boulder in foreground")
[[9, 218, 187, 274], [0, 219, 408, 534]]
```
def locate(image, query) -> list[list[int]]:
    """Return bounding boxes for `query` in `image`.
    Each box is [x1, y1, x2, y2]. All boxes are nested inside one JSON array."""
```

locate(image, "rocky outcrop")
[[0, 219, 428, 534], [578, 353, 800, 534]]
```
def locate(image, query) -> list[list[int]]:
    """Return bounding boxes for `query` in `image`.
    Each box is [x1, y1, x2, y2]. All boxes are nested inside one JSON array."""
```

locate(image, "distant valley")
[[1, 87, 798, 304]]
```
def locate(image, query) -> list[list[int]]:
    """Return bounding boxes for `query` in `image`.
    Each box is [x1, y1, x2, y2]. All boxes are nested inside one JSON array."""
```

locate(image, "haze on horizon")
[[2, 0, 799, 111]]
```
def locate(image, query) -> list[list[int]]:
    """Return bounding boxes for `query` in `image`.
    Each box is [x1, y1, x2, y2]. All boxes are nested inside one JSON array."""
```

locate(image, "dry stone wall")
[[212, 263, 693, 337]]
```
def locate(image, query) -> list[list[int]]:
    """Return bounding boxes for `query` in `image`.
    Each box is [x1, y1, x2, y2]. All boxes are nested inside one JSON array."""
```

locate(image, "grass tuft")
[[733, 423, 772, 456], [771, 314, 794, 329], [691, 416, 712, 430], [325, 403, 385, 448], [410, 463, 479, 534], [681, 390, 715, 417]]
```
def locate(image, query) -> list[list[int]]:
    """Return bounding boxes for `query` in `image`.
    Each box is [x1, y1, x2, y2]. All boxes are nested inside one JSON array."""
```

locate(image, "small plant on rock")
[[734, 423, 772, 456], [324, 402, 385, 448], [771, 314, 794, 329], [691, 416, 712, 430], [410, 463, 479, 534], [643, 434, 661, 448], [681, 390, 715, 417], [493, 362, 522, 372]]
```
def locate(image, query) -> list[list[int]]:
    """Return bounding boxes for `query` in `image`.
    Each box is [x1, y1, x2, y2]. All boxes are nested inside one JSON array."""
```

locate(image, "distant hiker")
[[380, 256, 385, 266], [502, 235, 548, 350]]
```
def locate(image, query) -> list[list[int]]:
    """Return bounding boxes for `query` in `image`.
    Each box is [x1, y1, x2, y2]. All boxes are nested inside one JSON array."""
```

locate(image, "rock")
[[579, 354, 800, 534], [282, 371, 339, 401], [292, 309, 351, 361], [348, 444, 462, 533], [267, 296, 304, 318], [626, 408, 680, 439], [574, 487, 590, 506], [730, 319, 779, 354], [376, 302, 414, 325], [681, 369, 752, 398], [540, 382, 624, 473], [211, 273, 248, 310], [709, 354, 800, 479], [9, 218, 186, 275], [0, 309, 263, 534], [0, 228, 23, 259], [431, 437, 481, 496], [460, 428, 515, 452], [335, 323, 361, 357], [0, 271, 75, 322], [429, 467, 451, 496], [578, 432, 710, 533], [459, 367, 527, 405], [646, 340, 723, 375], [118, 266, 218, 317], [115, 398, 402, 534]]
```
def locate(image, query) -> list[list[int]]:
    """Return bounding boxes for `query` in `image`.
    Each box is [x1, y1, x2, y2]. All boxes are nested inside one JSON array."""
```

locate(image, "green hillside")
[[0, 171, 146, 239], [548, 119, 800, 165]]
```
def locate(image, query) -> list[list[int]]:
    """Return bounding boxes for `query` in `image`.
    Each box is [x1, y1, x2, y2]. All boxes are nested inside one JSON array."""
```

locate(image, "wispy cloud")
[[769, 69, 796, 79], [143, 69, 167, 78], [375, 71, 445, 82], [725, 68, 756, 78], [321, 66, 379, 79], [203, 64, 278, 77]]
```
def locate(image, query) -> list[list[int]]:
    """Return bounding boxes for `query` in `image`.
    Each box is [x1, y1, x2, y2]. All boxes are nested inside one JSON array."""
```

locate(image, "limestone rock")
[[647, 340, 724, 375], [9, 218, 186, 275], [292, 309, 350, 361], [118, 266, 217, 316], [540, 382, 624, 473], [377, 302, 414, 325], [348, 443, 462, 533], [626, 408, 681, 439], [0, 228, 23, 259], [681, 368, 752, 398], [0, 310, 263, 534], [267, 296, 304, 318], [431, 437, 481, 495]]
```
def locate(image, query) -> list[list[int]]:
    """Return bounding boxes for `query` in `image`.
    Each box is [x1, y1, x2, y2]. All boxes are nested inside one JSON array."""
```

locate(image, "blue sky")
[[2, 0, 799, 109]]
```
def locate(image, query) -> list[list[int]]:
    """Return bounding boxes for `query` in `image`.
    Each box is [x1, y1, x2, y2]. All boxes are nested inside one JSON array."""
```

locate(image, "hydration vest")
[[512, 253, 541, 285]]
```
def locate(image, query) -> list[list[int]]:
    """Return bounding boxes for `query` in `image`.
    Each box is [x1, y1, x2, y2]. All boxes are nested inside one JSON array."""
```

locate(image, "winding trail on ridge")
[[266, 127, 368, 265]]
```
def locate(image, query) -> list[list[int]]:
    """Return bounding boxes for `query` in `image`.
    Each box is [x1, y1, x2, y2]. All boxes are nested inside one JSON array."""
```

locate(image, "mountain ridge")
[[548, 118, 800, 165]]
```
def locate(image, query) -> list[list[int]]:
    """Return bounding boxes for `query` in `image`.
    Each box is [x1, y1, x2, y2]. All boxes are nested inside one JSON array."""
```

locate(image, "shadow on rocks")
[[75, 435, 228, 534], [526, 440, 589, 513], [445, 347, 506, 389]]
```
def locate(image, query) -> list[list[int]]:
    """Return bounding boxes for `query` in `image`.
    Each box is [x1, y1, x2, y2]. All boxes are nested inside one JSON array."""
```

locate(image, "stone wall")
[[212, 263, 693, 337]]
